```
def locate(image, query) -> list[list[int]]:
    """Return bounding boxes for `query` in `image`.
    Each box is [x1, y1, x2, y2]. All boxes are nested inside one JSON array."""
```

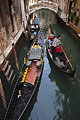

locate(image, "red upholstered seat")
[[56, 45, 62, 52]]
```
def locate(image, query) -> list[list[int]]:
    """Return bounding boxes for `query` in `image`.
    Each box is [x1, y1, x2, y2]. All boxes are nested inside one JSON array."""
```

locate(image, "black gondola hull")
[[4, 63, 44, 120], [46, 47, 75, 78]]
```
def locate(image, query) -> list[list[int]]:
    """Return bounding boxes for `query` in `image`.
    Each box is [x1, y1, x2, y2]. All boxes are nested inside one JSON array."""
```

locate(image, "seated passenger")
[[56, 45, 62, 53], [50, 43, 53, 54], [48, 38, 52, 47]]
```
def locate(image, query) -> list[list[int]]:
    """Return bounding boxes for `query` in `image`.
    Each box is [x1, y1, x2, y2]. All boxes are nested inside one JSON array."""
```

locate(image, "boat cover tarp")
[[25, 61, 38, 85], [37, 32, 44, 50], [29, 45, 42, 60], [34, 18, 39, 25]]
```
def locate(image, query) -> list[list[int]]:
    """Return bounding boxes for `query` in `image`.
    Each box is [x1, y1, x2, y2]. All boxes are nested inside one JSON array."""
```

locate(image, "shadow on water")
[[47, 52, 80, 120]]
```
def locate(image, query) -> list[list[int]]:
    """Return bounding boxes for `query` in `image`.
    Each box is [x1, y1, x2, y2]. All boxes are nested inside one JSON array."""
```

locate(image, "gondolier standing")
[[52, 35, 61, 60]]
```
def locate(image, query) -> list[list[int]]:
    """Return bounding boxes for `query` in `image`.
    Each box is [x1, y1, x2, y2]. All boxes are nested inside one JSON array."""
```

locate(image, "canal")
[[27, 9, 80, 120], [1, 9, 80, 120]]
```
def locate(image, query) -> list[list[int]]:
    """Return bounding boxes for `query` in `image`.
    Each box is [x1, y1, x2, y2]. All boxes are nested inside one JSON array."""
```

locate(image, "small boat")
[[46, 26, 75, 77], [29, 24, 40, 44], [29, 17, 40, 44], [4, 44, 44, 120]]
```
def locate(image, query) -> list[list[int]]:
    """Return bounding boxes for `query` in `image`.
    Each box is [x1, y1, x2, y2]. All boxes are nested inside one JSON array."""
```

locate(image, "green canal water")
[[27, 9, 80, 120], [1, 9, 80, 120]]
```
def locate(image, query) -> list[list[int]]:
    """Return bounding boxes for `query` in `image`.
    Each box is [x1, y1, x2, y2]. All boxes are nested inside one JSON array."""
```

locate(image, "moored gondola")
[[4, 35, 44, 120], [29, 17, 40, 44], [46, 26, 75, 77]]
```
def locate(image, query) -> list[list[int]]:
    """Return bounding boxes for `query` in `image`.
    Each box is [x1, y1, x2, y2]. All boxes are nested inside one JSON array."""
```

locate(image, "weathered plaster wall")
[[0, 0, 28, 52]]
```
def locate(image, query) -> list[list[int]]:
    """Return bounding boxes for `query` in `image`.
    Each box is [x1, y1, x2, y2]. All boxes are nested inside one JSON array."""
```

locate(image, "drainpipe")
[[68, 1, 72, 23]]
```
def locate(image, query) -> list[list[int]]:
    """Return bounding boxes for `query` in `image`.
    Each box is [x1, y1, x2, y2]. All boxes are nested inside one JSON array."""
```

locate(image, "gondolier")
[[52, 35, 61, 60], [46, 26, 75, 77]]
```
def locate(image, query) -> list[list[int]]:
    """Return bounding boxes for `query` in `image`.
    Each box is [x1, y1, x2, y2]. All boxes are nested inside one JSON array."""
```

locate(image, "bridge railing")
[[29, 0, 59, 6]]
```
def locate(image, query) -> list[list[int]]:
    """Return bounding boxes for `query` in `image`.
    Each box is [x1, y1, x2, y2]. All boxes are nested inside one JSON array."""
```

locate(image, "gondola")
[[29, 17, 40, 44], [4, 38, 44, 120], [46, 26, 75, 78], [29, 24, 40, 44]]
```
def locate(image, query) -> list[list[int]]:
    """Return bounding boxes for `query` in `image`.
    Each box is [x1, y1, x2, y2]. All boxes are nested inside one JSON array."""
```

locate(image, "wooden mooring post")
[[12, 43, 20, 72], [23, 21, 26, 37]]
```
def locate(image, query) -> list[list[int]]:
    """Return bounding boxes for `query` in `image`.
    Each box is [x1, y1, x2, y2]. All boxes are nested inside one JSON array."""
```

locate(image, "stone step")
[[0, 79, 7, 109], [8, 70, 14, 81], [5, 65, 11, 77], [11, 74, 16, 85], [2, 60, 9, 72]]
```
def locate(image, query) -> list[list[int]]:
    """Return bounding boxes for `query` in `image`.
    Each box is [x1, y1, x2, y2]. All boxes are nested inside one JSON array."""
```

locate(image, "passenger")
[[52, 35, 61, 60], [48, 38, 53, 47], [50, 43, 53, 54]]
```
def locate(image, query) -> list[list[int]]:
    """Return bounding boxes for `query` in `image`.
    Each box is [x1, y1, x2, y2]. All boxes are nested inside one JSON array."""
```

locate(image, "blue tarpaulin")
[[37, 32, 44, 51], [34, 18, 39, 25]]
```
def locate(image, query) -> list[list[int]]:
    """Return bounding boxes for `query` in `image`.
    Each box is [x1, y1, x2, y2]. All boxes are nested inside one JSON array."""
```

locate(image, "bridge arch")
[[29, 0, 59, 14]]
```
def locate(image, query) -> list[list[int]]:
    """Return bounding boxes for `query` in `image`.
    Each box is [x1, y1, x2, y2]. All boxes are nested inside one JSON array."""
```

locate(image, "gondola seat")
[[29, 45, 42, 60], [36, 61, 40, 68], [26, 61, 32, 66]]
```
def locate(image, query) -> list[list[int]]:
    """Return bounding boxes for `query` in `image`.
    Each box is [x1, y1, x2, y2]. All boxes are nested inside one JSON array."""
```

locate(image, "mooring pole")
[[26, 16, 28, 24], [23, 21, 26, 37], [12, 43, 20, 72]]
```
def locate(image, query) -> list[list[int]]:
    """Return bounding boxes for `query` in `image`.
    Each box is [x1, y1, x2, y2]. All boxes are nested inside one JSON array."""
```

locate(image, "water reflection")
[[28, 9, 80, 120], [48, 56, 80, 120]]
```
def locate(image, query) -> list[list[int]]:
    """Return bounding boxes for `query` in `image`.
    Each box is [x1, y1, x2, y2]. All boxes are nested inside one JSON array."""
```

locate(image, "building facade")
[[0, 0, 80, 54], [62, 0, 80, 34], [57, 0, 80, 34], [68, 0, 80, 34], [0, 0, 29, 52]]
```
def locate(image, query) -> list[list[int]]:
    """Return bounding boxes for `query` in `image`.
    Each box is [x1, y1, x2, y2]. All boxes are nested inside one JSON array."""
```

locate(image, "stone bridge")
[[29, 0, 59, 14]]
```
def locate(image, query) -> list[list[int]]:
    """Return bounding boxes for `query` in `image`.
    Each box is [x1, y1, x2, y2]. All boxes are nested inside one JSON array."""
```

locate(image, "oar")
[[69, 54, 72, 62], [62, 47, 73, 70], [62, 47, 80, 82]]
